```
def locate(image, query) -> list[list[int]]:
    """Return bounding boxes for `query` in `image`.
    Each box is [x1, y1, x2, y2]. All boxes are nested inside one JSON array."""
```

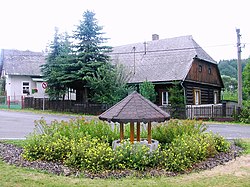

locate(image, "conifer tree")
[[63, 10, 111, 101], [41, 28, 72, 100]]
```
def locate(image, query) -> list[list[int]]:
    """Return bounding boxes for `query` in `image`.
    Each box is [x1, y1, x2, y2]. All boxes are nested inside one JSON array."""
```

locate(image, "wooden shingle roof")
[[1, 49, 45, 76], [110, 35, 216, 84], [99, 91, 170, 123]]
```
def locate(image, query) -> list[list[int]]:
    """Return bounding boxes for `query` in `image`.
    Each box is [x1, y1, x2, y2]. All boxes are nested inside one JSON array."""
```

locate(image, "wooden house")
[[109, 35, 224, 106]]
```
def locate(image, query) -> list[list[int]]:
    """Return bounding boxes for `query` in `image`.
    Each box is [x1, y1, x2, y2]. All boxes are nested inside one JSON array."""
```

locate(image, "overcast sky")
[[0, 0, 250, 61]]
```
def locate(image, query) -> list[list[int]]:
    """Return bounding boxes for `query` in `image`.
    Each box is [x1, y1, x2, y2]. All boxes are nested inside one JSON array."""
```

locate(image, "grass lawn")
[[0, 139, 250, 187]]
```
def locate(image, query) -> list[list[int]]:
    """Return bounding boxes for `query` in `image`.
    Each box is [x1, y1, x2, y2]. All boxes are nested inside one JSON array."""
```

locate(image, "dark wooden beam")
[[130, 122, 134, 144], [120, 122, 124, 142], [136, 122, 140, 142], [148, 122, 152, 144]]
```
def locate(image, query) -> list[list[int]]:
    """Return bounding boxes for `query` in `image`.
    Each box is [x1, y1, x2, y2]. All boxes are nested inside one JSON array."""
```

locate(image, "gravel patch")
[[0, 142, 243, 179]]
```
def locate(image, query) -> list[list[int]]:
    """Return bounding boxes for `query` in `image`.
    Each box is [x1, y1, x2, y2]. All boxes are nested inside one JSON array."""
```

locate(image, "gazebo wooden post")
[[120, 122, 124, 142], [147, 122, 152, 144], [136, 122, 140, 142], [130, 122, 135, 144]]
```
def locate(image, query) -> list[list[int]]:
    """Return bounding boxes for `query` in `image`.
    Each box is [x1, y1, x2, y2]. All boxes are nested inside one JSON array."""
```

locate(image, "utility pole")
[[236, 28, 242, 107]]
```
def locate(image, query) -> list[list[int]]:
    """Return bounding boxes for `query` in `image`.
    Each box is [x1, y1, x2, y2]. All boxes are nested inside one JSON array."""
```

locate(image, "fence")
[[0, 95, 24, 109], [24, 97, 110, 115], [161, 103, 240, 121], [186, 104, 239, 120], [24, 97, 240, 120]]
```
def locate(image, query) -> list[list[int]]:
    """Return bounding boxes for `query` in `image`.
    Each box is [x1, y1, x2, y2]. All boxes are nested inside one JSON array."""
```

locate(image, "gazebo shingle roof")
[[99, 91, 170, 123]]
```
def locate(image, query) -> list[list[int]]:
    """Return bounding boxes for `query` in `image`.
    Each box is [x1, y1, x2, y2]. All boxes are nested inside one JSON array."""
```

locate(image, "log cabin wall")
[[184, 58, 223, 105], [183, 82, 221, 105], [185, 58, 223, 87]]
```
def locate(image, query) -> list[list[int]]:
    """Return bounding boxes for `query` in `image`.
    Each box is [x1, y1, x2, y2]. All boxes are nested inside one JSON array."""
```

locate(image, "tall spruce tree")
[[41, 28, 72, 100], [64, 10, 111, 101]]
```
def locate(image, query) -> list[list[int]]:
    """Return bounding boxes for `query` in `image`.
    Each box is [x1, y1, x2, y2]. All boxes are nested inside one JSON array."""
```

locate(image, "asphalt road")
[[0, 110, 77, 139], [0, 110, 250, 140], [206, 124, 250, 139]]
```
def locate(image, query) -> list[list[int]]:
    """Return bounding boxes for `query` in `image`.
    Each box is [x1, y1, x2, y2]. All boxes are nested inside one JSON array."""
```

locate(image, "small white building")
[[0, 49, 47, 101]]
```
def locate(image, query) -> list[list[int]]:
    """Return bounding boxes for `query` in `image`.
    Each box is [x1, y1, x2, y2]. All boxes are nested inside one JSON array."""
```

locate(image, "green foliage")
[[139, 80, 157, 102], [22, 118, 230, 173], [160, 134, 210, 171], [159, 133, 230, 172], [234, 139, 250, 154], [41, 28, 71, 100], [243, 60, 250, 101], [65, 137, 113, 172], [152, 119, 207, 145], [213, 134, 230, 152], [64, 10, 112, 99], [221, 75, 238, 92], [238, 107, 250, 124], [42, 11, 112, 102], [111, 141, 160, 171], [86, 63, 131, 105], [0, 78, 5, 95], [218, 59, 248, 79], [222, 89, 237, 101], [168, 82, 185, 118]]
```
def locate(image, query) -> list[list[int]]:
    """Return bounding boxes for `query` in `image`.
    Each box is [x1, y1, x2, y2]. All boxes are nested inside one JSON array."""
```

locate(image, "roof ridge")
[[99, 91, 135, 119], [113, 92, 135, 119], [112, 35, 194, 49], [190, 38, 216, 63]]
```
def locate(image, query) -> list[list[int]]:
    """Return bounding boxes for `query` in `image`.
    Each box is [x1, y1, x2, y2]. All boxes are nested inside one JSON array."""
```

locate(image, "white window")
[[194, 89, 201, 105], [214, 91, 218, 104], [22, 82, 30, 94], [162, 91, 168, 105]]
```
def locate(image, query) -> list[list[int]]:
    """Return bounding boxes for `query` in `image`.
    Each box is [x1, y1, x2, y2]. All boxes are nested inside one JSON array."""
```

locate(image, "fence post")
[[211, 104, 214, 119], [7, 96, 10, 109], [222, 101, 226, 117], [21, 96, 25, 109], [191, 105, 193, 119]]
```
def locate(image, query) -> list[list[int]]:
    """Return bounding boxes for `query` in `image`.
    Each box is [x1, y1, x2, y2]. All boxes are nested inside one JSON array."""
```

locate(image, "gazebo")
[[99, 91, 170, 145]]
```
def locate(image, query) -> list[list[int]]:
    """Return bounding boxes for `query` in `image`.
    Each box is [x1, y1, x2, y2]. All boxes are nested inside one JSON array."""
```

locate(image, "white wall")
[[5, 75, 47, 101]]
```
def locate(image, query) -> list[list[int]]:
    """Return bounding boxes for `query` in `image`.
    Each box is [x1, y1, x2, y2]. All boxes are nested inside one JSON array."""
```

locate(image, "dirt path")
[[190, 154, 250, 178]]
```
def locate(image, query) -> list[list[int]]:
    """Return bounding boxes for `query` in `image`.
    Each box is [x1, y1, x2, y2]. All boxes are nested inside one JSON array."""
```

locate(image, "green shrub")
[[213, 134, 230, 152], [159, 133, 211, 172], [64, 136, 113, 172], [110, 141, 160, 171], [33, 117, 120, 145], [22, 118, 231, 173], [239, 107, 250, 124], [152, 119, 207, 145], [22, 133, 71, 162]]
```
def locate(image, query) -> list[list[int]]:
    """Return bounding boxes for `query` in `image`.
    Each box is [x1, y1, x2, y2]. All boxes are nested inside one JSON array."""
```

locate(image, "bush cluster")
[[152, 119, 207, 145], [239, 107, 250, 124], [22, 118, 230, 173]]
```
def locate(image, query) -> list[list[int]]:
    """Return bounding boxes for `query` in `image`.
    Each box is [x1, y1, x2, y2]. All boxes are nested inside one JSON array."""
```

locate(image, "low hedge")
[[22, 118, 230, 173]]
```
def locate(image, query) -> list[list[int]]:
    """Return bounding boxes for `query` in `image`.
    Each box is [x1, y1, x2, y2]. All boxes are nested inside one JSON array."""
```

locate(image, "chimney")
[[152, 34, 159, 41]]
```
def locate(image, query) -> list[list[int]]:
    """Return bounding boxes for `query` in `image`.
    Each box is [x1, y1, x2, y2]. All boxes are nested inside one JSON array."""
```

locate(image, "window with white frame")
[[194, 89, 201, 105], [22, 82, 30, 94], [214, 91, 218, 104], [162, 91, 169, 105]]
